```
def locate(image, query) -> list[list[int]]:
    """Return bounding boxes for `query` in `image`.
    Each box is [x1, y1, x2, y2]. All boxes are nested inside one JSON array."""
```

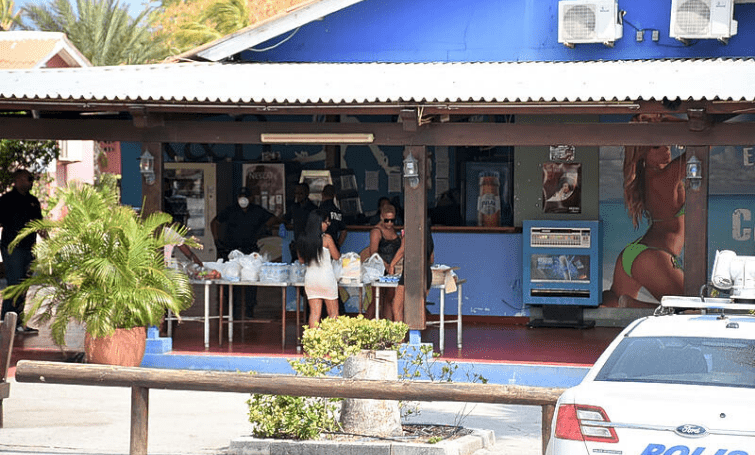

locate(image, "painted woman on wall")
[[603, 114, 687, 308]]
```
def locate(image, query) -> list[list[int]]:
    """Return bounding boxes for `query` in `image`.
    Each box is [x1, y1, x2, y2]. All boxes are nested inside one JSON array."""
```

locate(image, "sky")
[[15, 0, 156, 19]]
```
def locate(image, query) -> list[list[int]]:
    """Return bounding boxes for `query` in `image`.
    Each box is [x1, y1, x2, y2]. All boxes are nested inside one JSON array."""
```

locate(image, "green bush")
[[247, 316, 408, 439]]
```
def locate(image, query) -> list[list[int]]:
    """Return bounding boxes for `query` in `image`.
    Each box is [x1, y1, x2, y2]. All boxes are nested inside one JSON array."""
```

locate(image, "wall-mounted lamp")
[[686, 155, 702, 191], [403, 151, 419, 189], [139, 150, 155, 185], [260, 133, 374, 144]]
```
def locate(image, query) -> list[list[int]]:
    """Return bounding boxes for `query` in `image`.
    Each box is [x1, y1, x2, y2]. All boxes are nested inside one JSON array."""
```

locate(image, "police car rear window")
[[595, 336, 755, 388]]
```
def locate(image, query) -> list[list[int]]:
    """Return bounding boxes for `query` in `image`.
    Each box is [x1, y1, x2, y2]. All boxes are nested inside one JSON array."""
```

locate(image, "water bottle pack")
[[260, 262, 290, 283], [289, 262, 306, 284]]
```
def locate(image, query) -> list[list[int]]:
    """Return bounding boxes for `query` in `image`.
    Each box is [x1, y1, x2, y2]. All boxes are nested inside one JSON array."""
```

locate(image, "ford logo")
[[675, 424, 708, 438]]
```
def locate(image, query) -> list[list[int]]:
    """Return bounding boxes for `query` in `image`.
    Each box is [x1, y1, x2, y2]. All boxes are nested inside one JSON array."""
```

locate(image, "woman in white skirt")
[[297, 209, 341, 328]]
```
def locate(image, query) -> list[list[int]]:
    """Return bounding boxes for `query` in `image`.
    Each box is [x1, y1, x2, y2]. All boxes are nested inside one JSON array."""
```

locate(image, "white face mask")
[[238, 197, 249, 209]]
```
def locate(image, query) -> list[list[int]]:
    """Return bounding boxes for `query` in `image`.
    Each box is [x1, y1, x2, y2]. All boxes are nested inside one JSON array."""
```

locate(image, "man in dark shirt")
[[211, 187, 277, 319], [319, 184, 347, 251], [319, 184, 348, 315], [283, 182, 317, 261], [0, 169, 42, 333]]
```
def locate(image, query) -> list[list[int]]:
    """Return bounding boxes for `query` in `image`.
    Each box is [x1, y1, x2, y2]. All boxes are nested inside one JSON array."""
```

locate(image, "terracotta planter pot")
[[84, 326, 147, 367]]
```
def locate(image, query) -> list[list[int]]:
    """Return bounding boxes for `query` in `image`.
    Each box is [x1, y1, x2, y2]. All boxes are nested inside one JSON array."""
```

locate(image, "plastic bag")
[[340, 252, 361, 281], [362, 253, 385, 283]]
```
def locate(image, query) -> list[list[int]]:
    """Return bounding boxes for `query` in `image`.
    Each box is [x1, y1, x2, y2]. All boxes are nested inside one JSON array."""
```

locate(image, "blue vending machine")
[[522, 220, 602, 328]]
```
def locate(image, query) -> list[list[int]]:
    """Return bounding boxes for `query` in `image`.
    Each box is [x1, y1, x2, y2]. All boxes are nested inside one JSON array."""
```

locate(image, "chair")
[[0, 312, 18, 428]]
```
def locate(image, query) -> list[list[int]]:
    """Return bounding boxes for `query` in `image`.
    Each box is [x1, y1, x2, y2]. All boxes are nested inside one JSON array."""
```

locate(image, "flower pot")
[[340, 349, 402, 437], [84, 326, 147, 367]]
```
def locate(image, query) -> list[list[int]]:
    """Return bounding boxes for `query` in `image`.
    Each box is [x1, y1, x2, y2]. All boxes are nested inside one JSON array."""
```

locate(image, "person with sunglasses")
[[365, 204, 402, 319]]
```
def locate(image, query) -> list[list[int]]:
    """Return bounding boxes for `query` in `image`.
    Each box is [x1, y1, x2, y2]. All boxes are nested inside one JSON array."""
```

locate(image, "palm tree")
[[22, 0, 168, 65], [171, 0, 250, 53], [1, 0, 23, 30]]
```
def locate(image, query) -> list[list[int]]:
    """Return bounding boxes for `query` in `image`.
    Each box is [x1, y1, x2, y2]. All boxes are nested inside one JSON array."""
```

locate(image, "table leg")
[[296, 287, 301, 353], [439, 289, 446, 354], [282, 287, 287, 351], [219, 284, 225, 347], [229, 284, 234, 344], [457, 282, 463, 350], [375, 287, 380, 320], [204, 282, 210, 349]]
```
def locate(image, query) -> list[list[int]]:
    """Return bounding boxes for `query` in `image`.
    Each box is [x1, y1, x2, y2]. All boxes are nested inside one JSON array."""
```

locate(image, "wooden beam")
[[15, 360, 565, 406], [3, 118, 755, 146], [3, 99, 754, 116], [684, 146, 709, 296]]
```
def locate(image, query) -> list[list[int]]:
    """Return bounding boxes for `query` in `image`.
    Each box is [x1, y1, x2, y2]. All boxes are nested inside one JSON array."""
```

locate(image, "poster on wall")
[[542, 162, 581, 214], [599, 140, 687, 308], [242, 163, 286, 219], [464, 162, 513, 227]]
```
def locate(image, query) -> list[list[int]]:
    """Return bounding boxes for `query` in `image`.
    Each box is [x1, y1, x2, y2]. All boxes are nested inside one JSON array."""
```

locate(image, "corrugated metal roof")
[[0, 59, 753, 106]]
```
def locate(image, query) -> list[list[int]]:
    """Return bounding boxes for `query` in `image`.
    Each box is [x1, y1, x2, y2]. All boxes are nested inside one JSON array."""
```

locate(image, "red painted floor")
[[10, 316, 623, 370]]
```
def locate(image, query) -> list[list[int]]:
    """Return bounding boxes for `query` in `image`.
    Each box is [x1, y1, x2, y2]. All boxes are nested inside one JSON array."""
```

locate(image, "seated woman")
[[364, 204, 402, 319]]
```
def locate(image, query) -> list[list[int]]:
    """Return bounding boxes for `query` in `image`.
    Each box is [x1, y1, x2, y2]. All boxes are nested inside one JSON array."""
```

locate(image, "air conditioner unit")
[[670, 0, 737, 43], [558, 0, 623, 47], [58, 140, 84, 163]]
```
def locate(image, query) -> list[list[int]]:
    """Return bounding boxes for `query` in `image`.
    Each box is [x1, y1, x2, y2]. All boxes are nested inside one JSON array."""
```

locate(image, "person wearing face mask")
[[211, 187, 278, 318]]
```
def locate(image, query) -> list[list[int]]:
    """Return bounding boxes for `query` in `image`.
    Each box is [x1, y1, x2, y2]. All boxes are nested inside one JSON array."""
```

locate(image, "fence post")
[[130, 386, 149, 455], [541, 403, 556, 455]]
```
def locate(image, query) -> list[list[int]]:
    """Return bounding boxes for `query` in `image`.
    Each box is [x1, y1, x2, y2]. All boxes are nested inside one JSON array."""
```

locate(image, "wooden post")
[[130, 386, 149, 455], [404, 145, 428, 330], [683, 146, 709, 296], [541, 403, 556, 455], [141, 142, 162, 217]]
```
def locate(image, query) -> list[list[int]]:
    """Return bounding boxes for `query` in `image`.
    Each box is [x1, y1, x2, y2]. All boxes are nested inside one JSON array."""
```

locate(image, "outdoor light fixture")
[[686, 154, 702, 191], [403, 151, 419, 189], [139, 150, 155, 185], [260, 133, 374, 144]]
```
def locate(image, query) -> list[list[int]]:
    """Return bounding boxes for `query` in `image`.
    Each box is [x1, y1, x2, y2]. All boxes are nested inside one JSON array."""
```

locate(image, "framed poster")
[[242, 163, 286, 218], [542, 162, 581, 214]]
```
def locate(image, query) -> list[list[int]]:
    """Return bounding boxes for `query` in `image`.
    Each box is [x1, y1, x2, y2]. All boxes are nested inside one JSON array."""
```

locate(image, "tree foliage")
[[0, 139, 59, 194], [154, 0, 306, 56], [0, 0, 23, 30], [21, 0, 168, 65]]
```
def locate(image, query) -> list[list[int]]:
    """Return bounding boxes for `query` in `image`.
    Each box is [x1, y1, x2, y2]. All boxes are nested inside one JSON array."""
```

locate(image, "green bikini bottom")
[[622, 241, 683, 278]]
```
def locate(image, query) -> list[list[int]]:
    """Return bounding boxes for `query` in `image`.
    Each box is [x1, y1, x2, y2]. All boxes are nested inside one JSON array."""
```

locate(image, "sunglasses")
[[383, 218, 395, 223]]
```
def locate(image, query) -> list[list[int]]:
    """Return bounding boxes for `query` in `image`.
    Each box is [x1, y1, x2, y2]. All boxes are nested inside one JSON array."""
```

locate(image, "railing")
[[15, 360, 565, 455]]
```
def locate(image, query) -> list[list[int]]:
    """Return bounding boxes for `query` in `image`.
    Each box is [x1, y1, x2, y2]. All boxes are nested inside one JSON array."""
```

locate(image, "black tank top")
[[377, 235, 402, 264]]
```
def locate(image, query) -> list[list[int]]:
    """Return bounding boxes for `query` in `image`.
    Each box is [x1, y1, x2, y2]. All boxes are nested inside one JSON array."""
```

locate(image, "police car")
[[546, 251, 755, 455]]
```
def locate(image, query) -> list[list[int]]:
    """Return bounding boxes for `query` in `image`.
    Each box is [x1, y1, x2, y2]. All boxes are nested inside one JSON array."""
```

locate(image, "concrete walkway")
[[1, 377, 541, 455]]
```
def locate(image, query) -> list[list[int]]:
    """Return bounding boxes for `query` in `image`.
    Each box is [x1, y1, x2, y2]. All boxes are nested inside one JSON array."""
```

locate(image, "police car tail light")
[[555, 404, 619, 443]]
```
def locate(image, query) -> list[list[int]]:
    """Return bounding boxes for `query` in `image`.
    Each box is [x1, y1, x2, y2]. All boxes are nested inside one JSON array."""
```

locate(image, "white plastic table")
[[169, 279, 291, 350], [371, 278, 466, 354]]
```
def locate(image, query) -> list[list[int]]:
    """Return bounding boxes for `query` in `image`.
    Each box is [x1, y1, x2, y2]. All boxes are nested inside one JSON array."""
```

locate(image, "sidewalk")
[[1, 376, 541, 455]]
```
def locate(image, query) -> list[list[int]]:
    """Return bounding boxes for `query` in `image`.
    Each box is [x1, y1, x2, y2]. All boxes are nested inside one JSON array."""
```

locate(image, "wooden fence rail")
[[15, 360, 565, 455]]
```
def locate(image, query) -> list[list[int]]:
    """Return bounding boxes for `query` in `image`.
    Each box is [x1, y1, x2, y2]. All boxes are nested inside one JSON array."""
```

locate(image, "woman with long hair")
[[297, 209, 341, 328], [603, 114, 686, 307]]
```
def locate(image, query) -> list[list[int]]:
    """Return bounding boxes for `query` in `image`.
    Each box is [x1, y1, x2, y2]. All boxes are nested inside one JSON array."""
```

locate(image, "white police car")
[[546, 298, 755, 455], [546, 251, 755, 455]]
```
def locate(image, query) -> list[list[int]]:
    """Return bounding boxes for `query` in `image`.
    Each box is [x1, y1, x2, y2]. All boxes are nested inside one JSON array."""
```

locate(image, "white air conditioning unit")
[[58, 140, 84, 163], [670, 0, 737, 43], [558, 0, 623, 47]]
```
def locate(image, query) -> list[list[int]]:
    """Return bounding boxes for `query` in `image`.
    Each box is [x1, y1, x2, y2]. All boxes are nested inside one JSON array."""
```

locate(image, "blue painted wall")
[[337, 231, 524, 317], [243, 0, 755, 63]]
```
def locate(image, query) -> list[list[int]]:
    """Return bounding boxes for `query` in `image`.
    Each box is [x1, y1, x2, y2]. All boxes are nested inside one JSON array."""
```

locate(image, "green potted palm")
[[2, 176, 196, 366]]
